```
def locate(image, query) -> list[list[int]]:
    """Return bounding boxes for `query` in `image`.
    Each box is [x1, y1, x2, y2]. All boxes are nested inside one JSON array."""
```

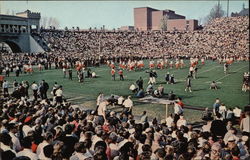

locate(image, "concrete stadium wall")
[[29, 35, 44, 53]]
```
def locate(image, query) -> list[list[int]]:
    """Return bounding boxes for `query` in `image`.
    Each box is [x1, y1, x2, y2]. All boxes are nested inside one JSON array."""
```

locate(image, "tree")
[[160, 15, 169, 31], [40, 16, 48, 28], [205, 3, 225, 23], [40, 16, 60, 29], [198, 17, 204, 26]]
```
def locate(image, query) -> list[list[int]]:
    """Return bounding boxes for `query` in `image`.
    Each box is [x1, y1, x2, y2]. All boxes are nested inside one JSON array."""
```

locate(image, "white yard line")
[[198, 66, 220, 74], [215, 66, 248, 82], [67, 96, 85, 101]]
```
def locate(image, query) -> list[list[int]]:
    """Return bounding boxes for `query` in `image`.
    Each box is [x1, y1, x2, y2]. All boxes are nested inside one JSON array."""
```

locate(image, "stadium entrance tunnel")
[[0, 41, 22, 53]]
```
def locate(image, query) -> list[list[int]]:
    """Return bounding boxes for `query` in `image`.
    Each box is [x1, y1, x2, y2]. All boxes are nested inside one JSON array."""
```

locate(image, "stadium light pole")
[[227, 0, 230, 17]]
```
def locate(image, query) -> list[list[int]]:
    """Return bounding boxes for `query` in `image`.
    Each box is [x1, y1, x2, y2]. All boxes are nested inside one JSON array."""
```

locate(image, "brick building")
[[167, 19, 198, 31], [134, 7, 198, 31], [119, 26, 134, 31]]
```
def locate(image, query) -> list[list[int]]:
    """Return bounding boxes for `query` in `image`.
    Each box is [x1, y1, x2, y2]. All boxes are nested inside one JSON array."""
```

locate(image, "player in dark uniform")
[[165, 72, 170, 84], [185, 75, 192, 92]]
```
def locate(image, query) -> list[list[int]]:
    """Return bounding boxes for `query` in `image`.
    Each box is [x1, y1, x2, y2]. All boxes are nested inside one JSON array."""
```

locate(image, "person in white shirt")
[[233, 107, 242, 118], [97, 100, 109, 120], [8, 123, 22, 152], [17, 137, 38, 160], [2, 80, 9, 96], [166, 114, 174, 128], [129, 83, 138, 93], [123, 96, 133, 115], [177, 115, 187, 129], [96, 93, 104, 107], [38, 144, 53, 160], [118, 96, 125, 106], [31, 81, 39, 100], [219, 104, 227, 119], [223, 127, 239, 145], [55, 86, 63, 104], [92, 72, 97, 78], [0, 132, 16, 155], [174, 102, 183, 123], [240, 112, 250, 134], [37, 132, 53, 158]]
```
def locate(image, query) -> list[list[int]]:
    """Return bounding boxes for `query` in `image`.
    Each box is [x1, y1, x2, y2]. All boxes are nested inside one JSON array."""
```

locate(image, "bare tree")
[[198, 17, 204, 26], [40, 16, 60, 29], [160, 15, 169, 31], [6, 9, 10, 15], [50, 17, 60, 29], [205, 3, 225, 24], [40, 16, 48, 28]]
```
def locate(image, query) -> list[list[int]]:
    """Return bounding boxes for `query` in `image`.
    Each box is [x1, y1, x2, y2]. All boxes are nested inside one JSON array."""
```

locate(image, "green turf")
[[4, 60, 249, 122]]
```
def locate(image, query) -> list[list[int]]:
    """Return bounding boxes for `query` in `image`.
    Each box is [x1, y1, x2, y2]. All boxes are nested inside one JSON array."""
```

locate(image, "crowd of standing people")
[[0, 16, 249, 160]]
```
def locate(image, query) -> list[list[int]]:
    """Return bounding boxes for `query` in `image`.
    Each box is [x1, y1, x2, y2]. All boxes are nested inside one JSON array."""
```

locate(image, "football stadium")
[[0, 1, 249, 160]]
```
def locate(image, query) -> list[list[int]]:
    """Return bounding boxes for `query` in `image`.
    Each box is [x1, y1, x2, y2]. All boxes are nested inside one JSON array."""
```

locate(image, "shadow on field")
[[174, 81, 181, 84], [157, 81, 167, 84], [179, 95, 195, 99], [197, 76, 208, 79], [193, 88, 207, 91]]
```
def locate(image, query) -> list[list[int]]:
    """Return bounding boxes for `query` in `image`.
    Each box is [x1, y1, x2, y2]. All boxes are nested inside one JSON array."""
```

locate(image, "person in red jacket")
[[118, 69, 124, 81], [111, 68, 116, 81], [177, 97, 184, 108]]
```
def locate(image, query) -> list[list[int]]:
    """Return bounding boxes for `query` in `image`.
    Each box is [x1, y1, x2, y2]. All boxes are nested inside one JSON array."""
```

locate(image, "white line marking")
[[199, 66, 220, 74], [215, 66, 248, 82], [67, 96, 85, 101]]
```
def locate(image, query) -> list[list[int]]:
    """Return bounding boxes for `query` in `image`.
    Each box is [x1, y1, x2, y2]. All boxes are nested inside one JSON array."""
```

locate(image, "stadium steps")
[[31, 33, 51, 52]]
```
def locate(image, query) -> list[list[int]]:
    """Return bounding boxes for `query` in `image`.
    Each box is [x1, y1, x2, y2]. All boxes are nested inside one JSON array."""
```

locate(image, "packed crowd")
[[0, 89, 250, 160], [39, 16, 249, 61], [0, 16, 249, 160], [0, 17, 249, 77]]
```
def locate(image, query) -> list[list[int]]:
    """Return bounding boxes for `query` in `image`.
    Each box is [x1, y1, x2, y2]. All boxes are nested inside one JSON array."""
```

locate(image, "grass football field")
[[4, 60, 249, 122]]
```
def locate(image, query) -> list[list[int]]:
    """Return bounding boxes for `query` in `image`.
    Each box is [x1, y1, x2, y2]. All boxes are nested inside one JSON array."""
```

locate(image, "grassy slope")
[[5, 60, 249, 122]]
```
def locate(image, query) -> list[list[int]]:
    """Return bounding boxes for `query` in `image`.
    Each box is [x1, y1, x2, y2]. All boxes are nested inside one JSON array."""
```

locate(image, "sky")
[[0, 1, 249, 29]]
